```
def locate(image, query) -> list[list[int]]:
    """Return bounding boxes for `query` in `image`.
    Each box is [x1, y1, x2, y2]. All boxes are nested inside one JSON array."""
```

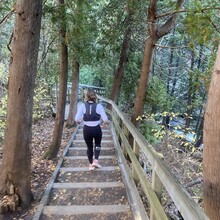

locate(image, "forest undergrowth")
[[0, 117, 203, 220], [160, 140, 203, 219], [139, 136, 203, 219]]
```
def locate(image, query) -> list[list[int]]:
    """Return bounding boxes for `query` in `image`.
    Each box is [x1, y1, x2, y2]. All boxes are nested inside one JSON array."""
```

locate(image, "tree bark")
[[131, 37, 155, 127], [66, 0, 81, 127], [170, 57, 179, 96], [0, 0, 42, 208], [44, 0, 68, 159], [66, 58, 79, 127], [194, 115, 203, 148], [185, 50, 195, 128], [203, 45, 220, 219], [131, 0, 184, 127], [167, 49, 174, 94]]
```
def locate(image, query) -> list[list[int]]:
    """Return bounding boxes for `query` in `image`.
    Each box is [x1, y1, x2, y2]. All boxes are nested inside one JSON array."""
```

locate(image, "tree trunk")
[[0, 0, 42, 209], [197, 45, 203, 70], [131, 37, 155, 127], [66, 58, 79, 128], [66, 0, 81, 127], [170, 57, 179, 96], [44, 0, 68, 159], [203, 45, 220, 219], [167, 48, 174, 93], [131, 0, 184, 127], [109, 14, 131, 103], [185, 50, 195, 128], [194, 115, 203, 148]]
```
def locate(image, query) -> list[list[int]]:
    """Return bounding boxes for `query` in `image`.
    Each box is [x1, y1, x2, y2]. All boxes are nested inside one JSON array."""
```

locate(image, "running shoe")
[[92, 159, 102, 168], [89, 164, 95, 171]]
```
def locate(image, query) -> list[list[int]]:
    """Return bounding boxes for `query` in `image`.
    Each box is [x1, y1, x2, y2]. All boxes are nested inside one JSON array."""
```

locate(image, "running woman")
[[75, 89, 109, 170]]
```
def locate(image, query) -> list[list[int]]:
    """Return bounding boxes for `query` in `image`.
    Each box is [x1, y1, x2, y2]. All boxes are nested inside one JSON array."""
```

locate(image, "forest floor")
[[153, 138, 203, 219], [0, 117, 75, 220], [0, 116, 204, 220]]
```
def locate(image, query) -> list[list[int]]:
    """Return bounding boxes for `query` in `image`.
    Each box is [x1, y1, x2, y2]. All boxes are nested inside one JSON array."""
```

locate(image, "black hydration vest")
[[83, 102, 101, 121]]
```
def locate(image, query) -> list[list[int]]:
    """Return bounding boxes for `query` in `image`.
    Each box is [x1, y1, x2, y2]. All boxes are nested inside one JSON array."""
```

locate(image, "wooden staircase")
[[33, 126, 136, 220]]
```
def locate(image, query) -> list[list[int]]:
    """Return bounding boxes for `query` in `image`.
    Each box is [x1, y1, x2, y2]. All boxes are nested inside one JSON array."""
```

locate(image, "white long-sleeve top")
[[75, 102, 109, 127]]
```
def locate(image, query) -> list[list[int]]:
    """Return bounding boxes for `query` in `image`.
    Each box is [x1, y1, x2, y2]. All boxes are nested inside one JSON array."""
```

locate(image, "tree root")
[[0, 180, 20, 214], [0, 194, 19, 214]]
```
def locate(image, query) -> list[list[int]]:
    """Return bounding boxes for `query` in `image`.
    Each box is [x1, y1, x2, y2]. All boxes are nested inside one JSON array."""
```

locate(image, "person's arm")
[[74, 103, 85, 124], [97, 104, 109, 127]]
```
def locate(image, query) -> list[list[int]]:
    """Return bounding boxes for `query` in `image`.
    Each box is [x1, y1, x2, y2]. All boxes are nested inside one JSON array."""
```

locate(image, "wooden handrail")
[[98, 95, 209, 220], [52, 83, 105, 104]]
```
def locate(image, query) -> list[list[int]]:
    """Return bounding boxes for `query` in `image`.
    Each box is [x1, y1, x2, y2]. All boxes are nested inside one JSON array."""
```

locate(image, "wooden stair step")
[[43, 205, 131, 215], [59, 166, 119, 172], [41, 211, 134, 220], [69, 147, 113, 150], [74, 136, 112, 140], [49, 187, 129, 206], [62, 157, 118, 170], [64, 155, 115, 160], [73, 139, 113, 143], [62, 156, 118, 167], [76, 134, 112, 137], [72, 141, 114, 148], [67, 148, 115, 157], [78, 128, 110, 132], [53, 181, 124, 189], [57, 169, 123, 183]]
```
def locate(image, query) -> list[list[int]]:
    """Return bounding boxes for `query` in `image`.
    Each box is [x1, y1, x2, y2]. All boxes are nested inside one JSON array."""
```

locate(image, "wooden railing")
[[78, 84, 105, 102], [52, 83, 105, 104], [98, 95, 209, 220], [52, 84, 105, 117]]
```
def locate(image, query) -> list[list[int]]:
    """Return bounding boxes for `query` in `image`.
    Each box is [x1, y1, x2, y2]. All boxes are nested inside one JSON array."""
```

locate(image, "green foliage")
[[116, 51, 142, 109], [0, 95, 7, 142], [33, 78, 53, 121], [138, 112, 197, 152], [146, 76, 174, 113], [184, 1, 220, 46], [0, 0, 14, 12], [185, 13, 214, 45], [0, 66, 8, 142], [139, 117, 162, 145]]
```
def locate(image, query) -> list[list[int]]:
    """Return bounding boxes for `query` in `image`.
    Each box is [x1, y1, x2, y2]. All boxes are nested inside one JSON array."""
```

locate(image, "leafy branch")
[[156, 6, 220, 34], [156, 7, 220, 19]]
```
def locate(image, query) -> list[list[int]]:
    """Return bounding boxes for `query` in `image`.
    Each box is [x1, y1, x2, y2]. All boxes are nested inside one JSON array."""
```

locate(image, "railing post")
[[133, 139, 140, 157], [150, 170, 163, 220], [122, 124, 129, 140], [132, 140, 140, 184], [121, 123, 128, 158], [111, 109, 118, 133]]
